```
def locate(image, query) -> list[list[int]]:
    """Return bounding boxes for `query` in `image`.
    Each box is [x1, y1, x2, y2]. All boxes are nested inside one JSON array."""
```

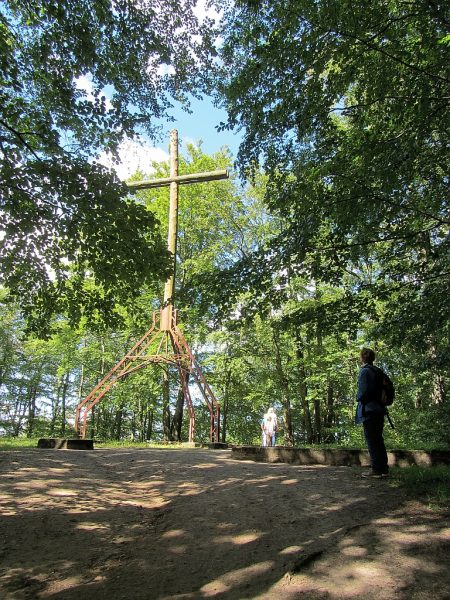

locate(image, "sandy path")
[[0, 448, 448, 599]]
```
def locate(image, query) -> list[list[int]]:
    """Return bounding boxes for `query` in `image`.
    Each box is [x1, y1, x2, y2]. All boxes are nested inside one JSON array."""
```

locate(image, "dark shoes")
[[361, 470, 389, 479]]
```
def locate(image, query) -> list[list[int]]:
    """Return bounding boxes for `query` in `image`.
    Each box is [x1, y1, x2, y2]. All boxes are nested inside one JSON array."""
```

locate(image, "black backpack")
[[368, 365, 395, 406]]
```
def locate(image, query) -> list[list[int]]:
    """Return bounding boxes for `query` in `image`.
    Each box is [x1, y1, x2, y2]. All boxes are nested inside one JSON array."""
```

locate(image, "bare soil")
[[0, 447, 449, 600]]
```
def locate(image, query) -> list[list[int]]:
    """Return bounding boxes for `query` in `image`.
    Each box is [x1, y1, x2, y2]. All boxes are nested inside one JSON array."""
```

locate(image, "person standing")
[[267, 407, 278, 447], [262, 407, 277, 447], [355, 348, 389, 478]]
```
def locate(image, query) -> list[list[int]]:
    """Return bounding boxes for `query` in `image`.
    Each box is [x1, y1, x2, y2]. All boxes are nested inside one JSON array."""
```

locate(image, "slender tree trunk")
[[171, 372, 188, 441], [91, 340, 107, 439], [12, 397, 27, 437], [76, 362, 85, 437], [50, 372, 69, 436], [130, 409, 137, 441], [139, 399, 146, 442], [323, 379, 335, 443], [162, 367, 172, 441], [295, 332, 313, 444], [221, 367, 232, 444], [146, 408, 154, 440], [115, 406, 124, 440], [26, 384, 38, 437], [313, 399, 321, 444], [313, 320, 325, 444], [430, 342, 446, 404], [272, 327, 294, 446], [49, 378, 62, 437], [60, 372, 69, 437]]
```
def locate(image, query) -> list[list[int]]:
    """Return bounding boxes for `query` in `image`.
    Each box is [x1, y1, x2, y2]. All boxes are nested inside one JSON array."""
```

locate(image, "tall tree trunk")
[[91, 340, 106, 439], [171, 372, 188, 441], [26, 384, 38, 437], [114, 406, 124, 440], [272, 327, 294, 446], [313, 399, 321, 444], [221, 366, 232, 444], [313, 319, 324, 444], [138, 399, 145, 442], [12, 397, 27, 437], [146, 408, 154, 440], [295, 332, 313, 444], [76, 362, 85, 437], [323, 379, 335, 443], [50, 372, 69, 437], [60, 372, 69, 437], [430, 342, 446, 404], [162, 367, 172, 441], [49, 377, 62, 437]]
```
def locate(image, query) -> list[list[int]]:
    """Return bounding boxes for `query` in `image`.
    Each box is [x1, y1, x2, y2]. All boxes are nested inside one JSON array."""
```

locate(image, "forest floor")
[[0, 447, 449, 600]]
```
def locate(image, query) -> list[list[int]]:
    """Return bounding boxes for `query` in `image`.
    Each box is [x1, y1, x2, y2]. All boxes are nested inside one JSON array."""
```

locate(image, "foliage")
[[0, 436, 39, 449], [217, 0, 449, 347], [390, 465, 450, 509], [93, 440, 199, 449], [0, 0, 219, 333], [1, 118, 449, 448]]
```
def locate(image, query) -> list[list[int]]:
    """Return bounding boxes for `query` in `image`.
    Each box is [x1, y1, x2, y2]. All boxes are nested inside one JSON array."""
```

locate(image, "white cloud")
[[193, 0, 222, 24], [98, 139, 169, 181], [75, 74, 113, 111], [157, 63, 176, 77], [75, 74, 94, 95]]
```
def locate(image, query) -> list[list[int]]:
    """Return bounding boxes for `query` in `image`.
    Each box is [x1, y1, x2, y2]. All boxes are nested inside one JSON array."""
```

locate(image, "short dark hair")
[[360, 347, 376, 364]]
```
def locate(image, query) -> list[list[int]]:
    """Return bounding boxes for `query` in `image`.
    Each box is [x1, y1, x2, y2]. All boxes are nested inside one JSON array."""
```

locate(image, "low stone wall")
[[37, 438, 94, 450], [232, 446, 450, 468]]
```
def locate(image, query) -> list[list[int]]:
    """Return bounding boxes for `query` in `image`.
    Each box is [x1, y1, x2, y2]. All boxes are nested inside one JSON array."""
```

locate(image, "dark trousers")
[[363, 414, 389, 474]]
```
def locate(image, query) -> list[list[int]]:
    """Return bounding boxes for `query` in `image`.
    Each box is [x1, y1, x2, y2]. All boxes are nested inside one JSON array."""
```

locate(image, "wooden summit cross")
[[74, 130, 229, 442]]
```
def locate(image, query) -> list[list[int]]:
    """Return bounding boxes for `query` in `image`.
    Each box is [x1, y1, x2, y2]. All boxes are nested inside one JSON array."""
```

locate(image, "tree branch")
[[0, 119, 41, 161]]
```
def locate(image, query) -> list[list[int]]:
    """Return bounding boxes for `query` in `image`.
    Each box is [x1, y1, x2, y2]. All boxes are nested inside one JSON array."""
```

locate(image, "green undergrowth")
[[0, 437, 198, 450], [94, 440, 193, 449], [0, 437, 40, 450], [389, 465, 450, 509], [302, 443, 450, 452]]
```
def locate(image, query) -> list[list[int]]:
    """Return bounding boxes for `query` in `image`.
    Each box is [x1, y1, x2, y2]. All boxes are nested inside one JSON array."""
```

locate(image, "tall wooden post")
[[161, 129, 179, 331]]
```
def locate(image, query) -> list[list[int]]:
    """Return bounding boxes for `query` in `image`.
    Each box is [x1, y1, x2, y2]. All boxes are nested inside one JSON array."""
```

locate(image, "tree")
[[216, 0, 449, 378], [0, 0, 219, 333]]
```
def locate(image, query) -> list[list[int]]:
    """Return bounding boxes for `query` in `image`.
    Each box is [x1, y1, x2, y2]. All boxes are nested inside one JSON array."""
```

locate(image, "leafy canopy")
[[216, 0, 449, 341], [0, 0, 219, 333]]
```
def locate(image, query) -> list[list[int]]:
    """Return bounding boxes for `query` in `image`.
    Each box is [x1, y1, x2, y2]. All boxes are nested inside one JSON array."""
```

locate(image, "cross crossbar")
[[127, 169, 229, 190]]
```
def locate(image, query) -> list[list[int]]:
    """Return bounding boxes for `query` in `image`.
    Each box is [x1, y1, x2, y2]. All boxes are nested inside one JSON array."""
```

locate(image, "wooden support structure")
[[74, 130, 228, 442]]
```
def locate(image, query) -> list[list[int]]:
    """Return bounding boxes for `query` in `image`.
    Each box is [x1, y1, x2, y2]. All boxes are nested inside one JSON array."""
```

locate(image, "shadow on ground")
[[0, 448, 448, 599]]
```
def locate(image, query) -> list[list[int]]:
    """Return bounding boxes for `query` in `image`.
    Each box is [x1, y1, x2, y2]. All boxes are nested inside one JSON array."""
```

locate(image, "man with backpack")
[[355, 347, 394, 478]]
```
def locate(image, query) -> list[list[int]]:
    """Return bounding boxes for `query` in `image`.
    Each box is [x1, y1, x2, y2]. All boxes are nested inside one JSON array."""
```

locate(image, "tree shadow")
[[0, 448, 448, 599]]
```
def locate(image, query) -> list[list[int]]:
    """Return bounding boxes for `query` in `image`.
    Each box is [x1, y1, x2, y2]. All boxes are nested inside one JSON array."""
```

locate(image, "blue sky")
[[158, 94, 243, 158], [97, 93, 243, 180], [79, 0, 243, 179]]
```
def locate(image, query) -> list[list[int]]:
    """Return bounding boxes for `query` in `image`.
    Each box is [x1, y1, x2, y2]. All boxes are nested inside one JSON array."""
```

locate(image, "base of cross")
[[37, 438, 94, 450], [74, 307, 220, 443]]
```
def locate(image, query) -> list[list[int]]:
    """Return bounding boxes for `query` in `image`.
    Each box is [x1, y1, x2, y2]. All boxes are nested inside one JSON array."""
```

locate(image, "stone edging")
[[231, 445, 450, 467]]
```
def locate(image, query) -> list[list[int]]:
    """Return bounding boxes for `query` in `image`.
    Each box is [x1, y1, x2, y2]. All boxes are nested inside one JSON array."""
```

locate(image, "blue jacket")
[[355, 364, 386, 424]]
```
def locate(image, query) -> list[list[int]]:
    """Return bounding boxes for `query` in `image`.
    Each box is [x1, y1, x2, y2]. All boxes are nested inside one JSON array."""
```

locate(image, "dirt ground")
[[0, 447, 449, 600]]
